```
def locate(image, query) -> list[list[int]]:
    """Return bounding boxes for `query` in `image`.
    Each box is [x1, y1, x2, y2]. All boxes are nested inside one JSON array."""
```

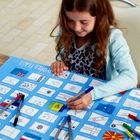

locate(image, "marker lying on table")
[[69, 86, 94, 102], [123, 123, 140, 137], [125, 130, 135, 140], [54, 116, 67, 140], [0, 94, 22, 115], [67, 115, 72, 140], [13, 94, 25, 126], [128, 114, 140, 122], [54, 115, 73, 140]]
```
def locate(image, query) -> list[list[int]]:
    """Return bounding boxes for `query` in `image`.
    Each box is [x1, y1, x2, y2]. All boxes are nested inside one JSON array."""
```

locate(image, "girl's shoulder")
[[109, 27, 126, 44], [109, 27, 123, 38], [108, 27, 129, 53]]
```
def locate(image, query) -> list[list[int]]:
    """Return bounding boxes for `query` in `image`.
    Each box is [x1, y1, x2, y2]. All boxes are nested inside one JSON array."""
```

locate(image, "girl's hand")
[[67, 93, 92, 110], [51, 61, 69, 76]]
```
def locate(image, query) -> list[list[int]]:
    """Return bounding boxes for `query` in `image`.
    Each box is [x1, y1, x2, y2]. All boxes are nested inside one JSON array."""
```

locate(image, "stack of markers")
[[123, 114, 140, 140], [0, 93, 25, 126]]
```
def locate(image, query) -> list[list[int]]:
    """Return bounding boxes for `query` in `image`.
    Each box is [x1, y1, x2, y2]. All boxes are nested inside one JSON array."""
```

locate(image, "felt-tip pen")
[[128, 114, 140, 122], [67, 115, 72, 140], [54, 116, 67, 140], [13, 94, 25, 126], [125, 130, 135, 140], [123, 123, 140, 137]]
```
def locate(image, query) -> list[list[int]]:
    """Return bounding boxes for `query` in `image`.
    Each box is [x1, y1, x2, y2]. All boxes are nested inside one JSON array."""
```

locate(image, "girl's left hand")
[[66, 93, 92, 110]]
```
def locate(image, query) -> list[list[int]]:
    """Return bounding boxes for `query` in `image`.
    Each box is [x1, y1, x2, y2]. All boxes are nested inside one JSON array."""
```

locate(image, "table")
[[0, 55, 140, 140]]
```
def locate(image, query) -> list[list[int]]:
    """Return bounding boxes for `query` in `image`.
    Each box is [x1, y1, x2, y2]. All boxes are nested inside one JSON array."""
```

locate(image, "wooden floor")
[[0, 0, 62, 65], [0, 54, 9, 66]]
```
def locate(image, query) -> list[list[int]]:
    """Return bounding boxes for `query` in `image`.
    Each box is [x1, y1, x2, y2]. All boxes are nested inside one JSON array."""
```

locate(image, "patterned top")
[[59, 39, 106, 80]]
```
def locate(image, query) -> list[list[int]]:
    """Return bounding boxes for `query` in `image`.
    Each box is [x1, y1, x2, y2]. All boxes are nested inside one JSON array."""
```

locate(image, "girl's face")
[[66, 11, 96, 37]]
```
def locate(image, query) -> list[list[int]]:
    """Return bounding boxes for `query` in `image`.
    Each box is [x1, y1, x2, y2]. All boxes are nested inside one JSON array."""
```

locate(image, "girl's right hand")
[[51, 61, 69, 76]]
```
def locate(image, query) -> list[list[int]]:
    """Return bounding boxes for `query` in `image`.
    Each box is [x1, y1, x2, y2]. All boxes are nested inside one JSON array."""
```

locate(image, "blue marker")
[[70, 86, 94, 102]]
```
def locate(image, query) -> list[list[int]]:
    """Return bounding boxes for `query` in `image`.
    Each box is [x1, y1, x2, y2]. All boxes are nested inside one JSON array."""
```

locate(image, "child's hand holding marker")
[[67, 87, 94, 110]]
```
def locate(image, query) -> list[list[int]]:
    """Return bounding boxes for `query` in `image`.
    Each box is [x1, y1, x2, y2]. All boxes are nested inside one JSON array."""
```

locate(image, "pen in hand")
[[69, 86, 94, 102], [13, 94, 25, 126]]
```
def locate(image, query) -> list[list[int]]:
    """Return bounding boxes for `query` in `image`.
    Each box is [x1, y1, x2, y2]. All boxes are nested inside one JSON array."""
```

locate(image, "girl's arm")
[[91, 29, 138, 100]]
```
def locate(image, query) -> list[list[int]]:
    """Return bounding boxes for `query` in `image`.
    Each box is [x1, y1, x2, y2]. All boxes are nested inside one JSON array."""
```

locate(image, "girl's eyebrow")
[[79, 19, 88, 21], [66, 14, 93, 22]]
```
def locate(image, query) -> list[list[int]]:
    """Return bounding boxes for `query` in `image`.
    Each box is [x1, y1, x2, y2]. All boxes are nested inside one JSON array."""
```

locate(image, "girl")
[[51, 0, 137, 109]]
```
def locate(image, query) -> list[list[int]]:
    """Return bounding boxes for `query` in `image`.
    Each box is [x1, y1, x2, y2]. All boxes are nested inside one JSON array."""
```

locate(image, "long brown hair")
[[53, 0, 118, 72]]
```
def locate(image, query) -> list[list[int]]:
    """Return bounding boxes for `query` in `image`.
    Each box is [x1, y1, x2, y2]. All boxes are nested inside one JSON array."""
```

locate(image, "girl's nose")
[[73, 22, 81, 32]]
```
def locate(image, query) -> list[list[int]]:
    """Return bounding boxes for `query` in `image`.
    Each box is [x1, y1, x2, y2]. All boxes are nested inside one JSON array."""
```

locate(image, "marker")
[[123, 123, 140, 137], [0, 94, 22, 115], [54, 116, 67, 140], [37, 76, 44, 82], [69, 87, 94, 102], [125, 130, 135, 140], [128, 114, 140, 122], [67, 115, 72, 140], [13, 94, 25, 126]]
